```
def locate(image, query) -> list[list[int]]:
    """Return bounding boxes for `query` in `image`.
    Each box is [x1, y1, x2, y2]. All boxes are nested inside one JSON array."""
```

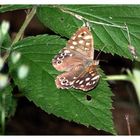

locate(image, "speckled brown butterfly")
[[52, 23, 100, 91]]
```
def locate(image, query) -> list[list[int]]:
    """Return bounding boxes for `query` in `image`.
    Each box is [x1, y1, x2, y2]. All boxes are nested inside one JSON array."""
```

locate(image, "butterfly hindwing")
[[55, 64, 84, 89], [72, 64, 100, 91]]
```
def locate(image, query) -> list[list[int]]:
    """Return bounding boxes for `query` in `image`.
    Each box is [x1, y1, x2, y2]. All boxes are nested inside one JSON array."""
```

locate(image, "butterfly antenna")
[[95, 46, 106, 60]]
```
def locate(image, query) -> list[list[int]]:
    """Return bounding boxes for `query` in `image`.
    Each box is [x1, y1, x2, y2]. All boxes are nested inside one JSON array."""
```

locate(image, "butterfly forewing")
[[52, 48, 90, 72], [67, 26, 94, 59]]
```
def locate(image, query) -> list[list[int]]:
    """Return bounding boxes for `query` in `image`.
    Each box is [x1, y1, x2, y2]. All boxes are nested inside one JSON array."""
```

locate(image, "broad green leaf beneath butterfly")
[[9, 35, 116, 134], [37, 5, 140, 61]]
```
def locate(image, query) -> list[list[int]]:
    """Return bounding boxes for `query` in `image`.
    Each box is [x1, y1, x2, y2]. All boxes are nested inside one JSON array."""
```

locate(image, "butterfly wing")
[[55, 64, 84, 89], [52, 24, 99, 91], [52, 48, 88, 72], [52, 26, 94, 72], [55, 63, 100, 91], [67, 26, 94, 59], [72, 64, 100, 91]]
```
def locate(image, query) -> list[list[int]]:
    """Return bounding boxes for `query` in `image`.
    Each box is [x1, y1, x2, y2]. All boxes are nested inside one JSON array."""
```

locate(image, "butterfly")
[[52, 23, 100, 91]]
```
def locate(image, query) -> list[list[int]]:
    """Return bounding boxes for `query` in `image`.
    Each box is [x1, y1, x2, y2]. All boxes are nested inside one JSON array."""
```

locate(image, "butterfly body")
[[52, 25, 100, 91]]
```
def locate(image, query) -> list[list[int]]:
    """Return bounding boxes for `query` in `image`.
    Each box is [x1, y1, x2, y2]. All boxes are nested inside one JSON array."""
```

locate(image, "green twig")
[[106, 69, 140, 104], [11, 6, 37, 46], [131, 69, 140, 104], [1, 92, 6, 135], [105, 75, 130, 81], [2, 6, 37, 66]]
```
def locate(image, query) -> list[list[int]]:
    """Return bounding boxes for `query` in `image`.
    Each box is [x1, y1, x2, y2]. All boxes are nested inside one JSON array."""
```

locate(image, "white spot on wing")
[[60, 53, 64, 56], [86, 42, 90, 46], [75, 80, 80, 83], [79, 80, 84, 85], [61, 79, 68, 85], [86, 82, 92, 86], [78, 40, 84, 44], [72, 41, 77, 45], [78, 34, 82, 38], [57, 57, 60, 60], [70, 46, 75, 49], [70, 81, 74, 85], [91, 75, 100, 81], [83, 35, 92, 40], [85, 47, 89, 51], [69, 53, 73, 57], [80, 85, 84, 88], [64, 50, 70, 54], [85, 77, 90, 81]]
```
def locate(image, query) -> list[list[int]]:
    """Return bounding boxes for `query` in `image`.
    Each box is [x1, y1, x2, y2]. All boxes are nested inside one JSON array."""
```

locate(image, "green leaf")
[[9, 34, 116, 134], [0, 85, 17, 122], [0, 5, 32, 13], [37, 5, 140, 60]]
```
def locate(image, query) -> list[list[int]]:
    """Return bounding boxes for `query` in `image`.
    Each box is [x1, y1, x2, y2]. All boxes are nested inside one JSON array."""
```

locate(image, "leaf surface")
[[37, 5, 140, 60], [9, 35, 116, 134]]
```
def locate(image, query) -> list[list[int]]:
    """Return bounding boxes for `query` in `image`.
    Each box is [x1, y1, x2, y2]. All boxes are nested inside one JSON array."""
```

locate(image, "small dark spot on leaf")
[[60, 17, 64, 21], [85, 94, 92, 101]]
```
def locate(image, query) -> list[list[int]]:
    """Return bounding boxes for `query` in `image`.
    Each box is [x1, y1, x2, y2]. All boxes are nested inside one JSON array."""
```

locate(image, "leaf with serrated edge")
[[37, 5, 140, 60], [9, 35, 116, 134]]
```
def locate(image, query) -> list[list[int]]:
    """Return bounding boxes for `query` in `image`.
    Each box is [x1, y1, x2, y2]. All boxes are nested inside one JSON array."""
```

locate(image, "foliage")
[[37, 5, 140, 60], [9, 35, 115, 134], [1, 5, 140, 135]]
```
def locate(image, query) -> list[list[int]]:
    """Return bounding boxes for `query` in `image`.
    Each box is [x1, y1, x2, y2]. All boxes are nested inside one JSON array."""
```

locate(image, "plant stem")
[[105, 75, 130, 81], [2, 6, 37, 64], [1, 92, 6, 135], [11, 6, 37, 46], [125, 114, 131, 135], [106, 69, 140, 105], [133, 82, 140, 104], [131, 69, 140, 104]]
